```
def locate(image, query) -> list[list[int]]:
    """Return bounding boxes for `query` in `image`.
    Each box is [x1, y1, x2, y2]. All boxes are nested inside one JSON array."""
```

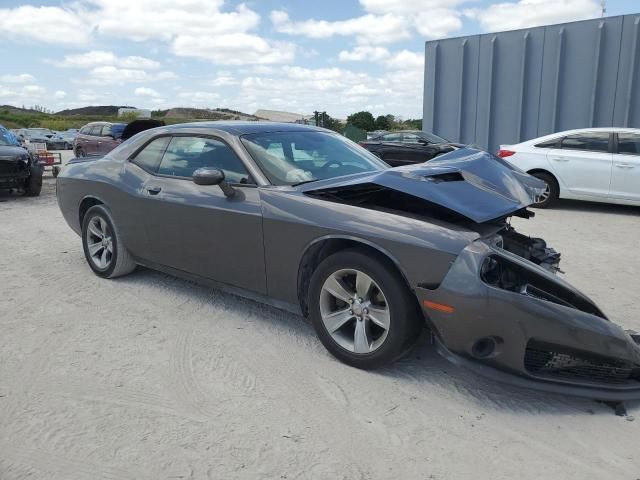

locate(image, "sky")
[[0, 0, 638, 119]]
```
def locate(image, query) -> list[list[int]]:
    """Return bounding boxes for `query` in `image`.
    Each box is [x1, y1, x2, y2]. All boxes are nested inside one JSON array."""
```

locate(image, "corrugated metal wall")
[[423, 14, 640, 154]]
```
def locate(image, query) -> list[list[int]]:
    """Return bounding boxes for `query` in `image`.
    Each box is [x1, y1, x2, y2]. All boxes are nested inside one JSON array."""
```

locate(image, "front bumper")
[[417, 240, 640, 401]]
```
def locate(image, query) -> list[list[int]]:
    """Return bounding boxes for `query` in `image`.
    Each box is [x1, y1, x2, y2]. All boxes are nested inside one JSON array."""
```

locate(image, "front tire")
[[530, 172, 559, 208], [23, 166, 43, 197], [82, 205, 136, 278], [308, 249, 422, 369]]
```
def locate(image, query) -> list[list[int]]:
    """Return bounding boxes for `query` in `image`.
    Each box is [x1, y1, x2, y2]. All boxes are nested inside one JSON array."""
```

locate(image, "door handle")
[[550, 157, 569, 162], [615, 163, 634, 169], [147, 186, 162, 195]]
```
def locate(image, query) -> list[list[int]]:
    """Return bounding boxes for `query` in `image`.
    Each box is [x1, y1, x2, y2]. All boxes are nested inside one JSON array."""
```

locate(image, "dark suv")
[[74, 122, 126, 157]]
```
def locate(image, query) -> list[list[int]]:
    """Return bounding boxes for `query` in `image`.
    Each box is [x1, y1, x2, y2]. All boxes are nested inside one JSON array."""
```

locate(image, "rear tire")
[[82, 205, 136, 278], [308, 249, 423, 369], [530, 172, 559, 208]]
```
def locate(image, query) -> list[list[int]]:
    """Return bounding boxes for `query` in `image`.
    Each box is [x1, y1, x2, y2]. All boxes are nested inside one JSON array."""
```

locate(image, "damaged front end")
[[304, 148, 640, 400], [419, 237, 640, 401]]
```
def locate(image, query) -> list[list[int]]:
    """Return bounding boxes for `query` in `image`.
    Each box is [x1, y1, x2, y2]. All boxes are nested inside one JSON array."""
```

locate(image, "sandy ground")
[[1, 154, 640, 479]]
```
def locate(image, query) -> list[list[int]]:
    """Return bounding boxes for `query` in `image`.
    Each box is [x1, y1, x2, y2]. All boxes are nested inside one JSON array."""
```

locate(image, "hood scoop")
[[302, 148, 545, 224]]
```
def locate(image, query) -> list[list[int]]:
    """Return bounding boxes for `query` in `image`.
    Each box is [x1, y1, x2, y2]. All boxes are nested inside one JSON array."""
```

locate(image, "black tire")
[[308, 248, 423, 369], [23, 166, 43, 197], [530, 172, 559, 208], [76, 147, 85, 158], [81, 205, 136, 278]]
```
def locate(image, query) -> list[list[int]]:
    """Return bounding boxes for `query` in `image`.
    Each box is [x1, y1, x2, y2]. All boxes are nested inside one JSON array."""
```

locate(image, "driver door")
[[134, 134, 267, 294]]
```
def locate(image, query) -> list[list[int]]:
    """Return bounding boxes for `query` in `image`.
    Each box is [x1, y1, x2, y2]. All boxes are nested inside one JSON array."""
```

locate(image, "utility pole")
[[600, 0, 606, 17]]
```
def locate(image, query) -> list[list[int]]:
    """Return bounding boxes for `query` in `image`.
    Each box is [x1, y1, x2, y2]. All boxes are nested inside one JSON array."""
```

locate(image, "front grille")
[[0, 161, 20, 176], [524, 340, 640, 385]]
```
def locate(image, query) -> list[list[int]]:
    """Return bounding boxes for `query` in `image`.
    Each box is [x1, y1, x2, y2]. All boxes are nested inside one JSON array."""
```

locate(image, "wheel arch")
[[296, 235, 415, 317], [78, 196, 105, 227], [527, 168, 561, 194]]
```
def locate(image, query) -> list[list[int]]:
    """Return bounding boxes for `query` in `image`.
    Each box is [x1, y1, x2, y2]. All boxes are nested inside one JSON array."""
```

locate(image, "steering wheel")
[[320, 160, 342, 172]]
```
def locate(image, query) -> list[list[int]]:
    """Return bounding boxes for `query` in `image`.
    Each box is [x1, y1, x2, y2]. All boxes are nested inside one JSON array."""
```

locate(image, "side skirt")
[[133, 257, 303, 316]]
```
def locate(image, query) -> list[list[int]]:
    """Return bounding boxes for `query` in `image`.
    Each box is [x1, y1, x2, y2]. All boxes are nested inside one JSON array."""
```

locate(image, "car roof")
[[164, 121, 327, 135], [516, 127, 640, 146]]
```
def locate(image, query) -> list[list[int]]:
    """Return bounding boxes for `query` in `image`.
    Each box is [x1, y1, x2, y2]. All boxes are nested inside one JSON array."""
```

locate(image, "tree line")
[[320, 111, 422, 133]]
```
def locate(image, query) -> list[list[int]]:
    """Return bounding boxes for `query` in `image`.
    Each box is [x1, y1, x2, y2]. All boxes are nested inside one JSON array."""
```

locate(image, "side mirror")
[[192, 167, 236, 197]]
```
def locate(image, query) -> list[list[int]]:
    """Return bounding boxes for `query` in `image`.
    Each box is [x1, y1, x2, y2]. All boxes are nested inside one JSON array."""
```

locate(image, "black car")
[[359, 130, 460, 167], [0, 134, 43, 197]]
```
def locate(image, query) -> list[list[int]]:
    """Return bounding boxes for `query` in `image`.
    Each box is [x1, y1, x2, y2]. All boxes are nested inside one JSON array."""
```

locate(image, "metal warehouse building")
[[423, 14, 640, 154]]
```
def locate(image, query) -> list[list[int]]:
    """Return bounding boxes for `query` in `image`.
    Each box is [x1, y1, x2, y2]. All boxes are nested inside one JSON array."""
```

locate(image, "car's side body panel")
[[260, 188, 475, 305]]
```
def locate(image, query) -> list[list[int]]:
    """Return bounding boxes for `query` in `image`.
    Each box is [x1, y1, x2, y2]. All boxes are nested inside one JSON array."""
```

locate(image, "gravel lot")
[[1, 154, 639, 479]]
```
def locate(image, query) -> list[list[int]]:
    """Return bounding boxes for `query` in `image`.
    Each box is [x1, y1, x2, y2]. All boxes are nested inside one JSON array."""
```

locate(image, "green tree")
[[374, 115, 391, 131], [322, 113, 344, 133], [346, 111, 375, 132]]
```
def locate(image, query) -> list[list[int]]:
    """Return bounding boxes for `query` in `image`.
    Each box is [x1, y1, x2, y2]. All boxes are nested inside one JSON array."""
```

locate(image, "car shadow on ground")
[[117, 266, 639, 418], [545, 199, 640, 216]]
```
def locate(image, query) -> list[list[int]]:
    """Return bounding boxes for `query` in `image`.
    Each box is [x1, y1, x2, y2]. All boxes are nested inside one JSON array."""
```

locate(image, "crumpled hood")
[[302, 148, 546, 223]]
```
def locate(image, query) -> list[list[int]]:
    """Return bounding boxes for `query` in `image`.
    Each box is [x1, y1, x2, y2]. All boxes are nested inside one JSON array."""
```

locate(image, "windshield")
[[419, 131, 449, 143], [0, 129, 19, 146], [241, 131, 387, 186]]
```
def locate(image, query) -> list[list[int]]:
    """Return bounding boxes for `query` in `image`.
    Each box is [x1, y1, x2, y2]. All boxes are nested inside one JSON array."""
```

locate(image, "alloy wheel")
[[86, 216, 113, 269], [319, 268, 390, 354]]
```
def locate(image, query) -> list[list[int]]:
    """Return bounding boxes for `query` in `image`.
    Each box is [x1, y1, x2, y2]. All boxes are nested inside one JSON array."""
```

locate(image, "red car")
[[74, 122, 126, 157], [74, 120, 165, 157]]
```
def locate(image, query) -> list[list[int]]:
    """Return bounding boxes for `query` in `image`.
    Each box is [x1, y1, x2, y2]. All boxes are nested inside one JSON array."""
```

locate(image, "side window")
[[157, 136, 251, 184], [617, 134, 640, 156], [101, 125, 112, 137], [131, 136, 171, 173], [381, 133, 401, 141], [89, 126, 102, 136], [79, 127, 88, 135], [402, 133, 422, 143], [560, 133, 609, 153], [534, 138, 561, 148]]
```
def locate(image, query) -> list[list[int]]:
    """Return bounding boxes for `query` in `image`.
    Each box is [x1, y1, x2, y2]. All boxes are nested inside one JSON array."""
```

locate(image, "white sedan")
[[498, 128, 640, 208]]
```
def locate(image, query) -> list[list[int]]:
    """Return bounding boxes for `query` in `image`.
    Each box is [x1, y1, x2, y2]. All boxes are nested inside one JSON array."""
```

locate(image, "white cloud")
[[81, 66, 177, 85], [338, 46, 390, 62], [0, 5, 91, 45], [0, 73, 36, 84], [1, 1, 294, 66], [135, 87, 161, 97], [54, 50, 161, 70], [53, 90, 67, 99], [466, 0, 600, 32], [359, 0, 465, 14], [271, 10, 412, 44], [0, 83, 48, 105], [209, 74, 237, 87], [177, 91, 221, 106], [385, 50, 424, 70], [414, 10, 464, 39], [171, 34, 294, 65]]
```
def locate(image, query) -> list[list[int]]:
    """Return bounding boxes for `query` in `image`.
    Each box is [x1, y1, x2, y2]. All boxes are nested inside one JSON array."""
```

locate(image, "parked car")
[[74, 120, 164, 157], [73, 122, 126, 157], [498, 128, 640, 208], [359, 130, 460, 166], [53, 129, 78, 149], [0, 128, 43, 196], [14, 128, 68, 150], [56, 122, 640, 401]]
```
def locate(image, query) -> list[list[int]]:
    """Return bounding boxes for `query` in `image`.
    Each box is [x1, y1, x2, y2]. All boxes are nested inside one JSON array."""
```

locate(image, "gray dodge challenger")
[[56, 122, 640, 401]]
